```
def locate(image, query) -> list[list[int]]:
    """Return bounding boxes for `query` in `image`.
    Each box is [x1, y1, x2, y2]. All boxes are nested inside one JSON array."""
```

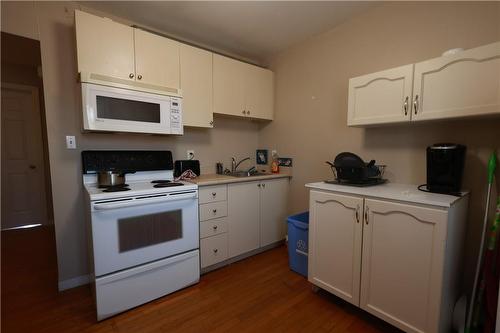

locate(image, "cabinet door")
[[213, 54, 246, 117], [260, 178, 288, 247], [75, 10, 135, 81], [134, 29, 180, 93], [347, 64, 414, 126], [245, 65, 274, 120], [227, 181, 260, 257], [360, 199, 447, 333], [180, 44, 213, 128], [412, 42, 500, 121], [308, 190, 363, 306]]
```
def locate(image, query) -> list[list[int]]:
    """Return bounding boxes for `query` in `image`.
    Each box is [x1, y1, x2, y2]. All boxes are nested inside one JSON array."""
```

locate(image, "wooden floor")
[[1, 226, 402, 333]]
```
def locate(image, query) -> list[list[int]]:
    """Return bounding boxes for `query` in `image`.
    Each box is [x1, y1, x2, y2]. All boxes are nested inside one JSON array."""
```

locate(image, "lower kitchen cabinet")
[[308, 191, 363, 305], [360, 198, 448, 333], [200, 177, 289, 270], [227, 181, 261, 257], [200, 233, 228, 268], [260, 178, 289, 247], [307, 184, 468, 333]]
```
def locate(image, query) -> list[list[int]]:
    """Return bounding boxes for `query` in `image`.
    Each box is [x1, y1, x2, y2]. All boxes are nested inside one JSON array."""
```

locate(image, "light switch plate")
[[66, 135, 76, 149]]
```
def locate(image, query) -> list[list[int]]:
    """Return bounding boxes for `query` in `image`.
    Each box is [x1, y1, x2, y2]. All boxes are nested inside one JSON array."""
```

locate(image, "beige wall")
[[259, 2, 500, 290], [2, 1, 500, 292], [1, 1, 260, 285]]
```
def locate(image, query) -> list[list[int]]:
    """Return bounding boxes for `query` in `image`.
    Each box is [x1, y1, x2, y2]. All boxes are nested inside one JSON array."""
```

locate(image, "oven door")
[[82, 83, 182, 135], [90, 190, 199, 277]]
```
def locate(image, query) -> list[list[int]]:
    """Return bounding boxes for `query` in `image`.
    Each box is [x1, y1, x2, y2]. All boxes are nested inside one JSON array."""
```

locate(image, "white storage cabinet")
[[307, 182, 468, 333]]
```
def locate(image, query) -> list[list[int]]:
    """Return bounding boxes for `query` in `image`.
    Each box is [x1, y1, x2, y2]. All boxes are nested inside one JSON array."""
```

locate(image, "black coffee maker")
[[426, 143, 466, 194]]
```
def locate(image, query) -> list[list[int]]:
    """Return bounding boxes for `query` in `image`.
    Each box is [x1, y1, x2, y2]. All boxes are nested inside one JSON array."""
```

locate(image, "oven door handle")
[[93, 192, 197, 211]]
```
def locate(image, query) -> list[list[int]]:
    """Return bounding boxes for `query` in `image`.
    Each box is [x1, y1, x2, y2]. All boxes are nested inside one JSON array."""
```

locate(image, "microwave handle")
[[93, 192, 197, 211]]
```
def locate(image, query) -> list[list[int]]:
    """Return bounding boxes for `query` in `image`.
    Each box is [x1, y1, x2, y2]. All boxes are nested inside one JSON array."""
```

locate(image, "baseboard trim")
[[58, 274, 91, 291]]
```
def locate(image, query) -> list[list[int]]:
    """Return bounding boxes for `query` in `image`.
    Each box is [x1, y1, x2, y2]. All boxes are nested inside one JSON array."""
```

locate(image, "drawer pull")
[[212, 192, 217, 197], [213, 225, 218, 230], [212, 209, 217, 214], [213, 248, 218, 253]]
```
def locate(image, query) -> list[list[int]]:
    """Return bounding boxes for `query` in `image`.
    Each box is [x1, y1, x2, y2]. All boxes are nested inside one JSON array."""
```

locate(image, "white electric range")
[[82, 151, 200, 321]]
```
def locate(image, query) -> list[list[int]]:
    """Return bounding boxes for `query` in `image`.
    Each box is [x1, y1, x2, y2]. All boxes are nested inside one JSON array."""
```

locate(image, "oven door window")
[[118, 210, 182, 252], [96, 95, 161, 123]]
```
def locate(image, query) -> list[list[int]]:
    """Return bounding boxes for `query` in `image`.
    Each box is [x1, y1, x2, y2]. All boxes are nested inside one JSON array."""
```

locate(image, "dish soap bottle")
[[271, 152, 279, 174]]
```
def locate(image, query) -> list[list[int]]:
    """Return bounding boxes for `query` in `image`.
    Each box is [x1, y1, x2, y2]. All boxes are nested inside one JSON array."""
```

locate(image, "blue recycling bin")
[[286, 212, 309, 277]]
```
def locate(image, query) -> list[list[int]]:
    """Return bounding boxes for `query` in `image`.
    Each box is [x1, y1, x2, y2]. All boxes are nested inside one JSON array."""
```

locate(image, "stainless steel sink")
[[230, 171, 272, 178]]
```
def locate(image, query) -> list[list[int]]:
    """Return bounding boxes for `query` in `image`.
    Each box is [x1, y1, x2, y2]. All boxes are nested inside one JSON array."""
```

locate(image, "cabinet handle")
[[129, 73, 134, 79], [258, 184, 261, 188], [403, 96, 409, 116], [364, 207, 369, 225], [212, 209, 217, 214], [209, 120, 214, 126], [262, 183, 265, 188], [213, 248, 218, 253], [212, 192, 217, 197], [247, 110, 250, 115], [355, 205, 360, 223], [137, 74, 142, 80], [213, 225, 218, 230], [242, 110, 246, 114], [413, 94, 419, 115]]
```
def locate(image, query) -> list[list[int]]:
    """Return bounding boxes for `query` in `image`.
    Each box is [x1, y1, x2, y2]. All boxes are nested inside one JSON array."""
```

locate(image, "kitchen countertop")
[[305, 181, 468, 208], [188, 173, 291, 186]]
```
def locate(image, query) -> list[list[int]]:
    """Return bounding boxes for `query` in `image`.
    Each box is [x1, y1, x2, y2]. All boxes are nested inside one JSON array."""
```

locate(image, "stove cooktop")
[[84, 179, 197, 201]]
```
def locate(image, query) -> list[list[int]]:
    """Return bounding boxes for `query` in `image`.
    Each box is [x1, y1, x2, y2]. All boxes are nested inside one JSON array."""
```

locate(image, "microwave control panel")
[[170, 97, 183, 134]]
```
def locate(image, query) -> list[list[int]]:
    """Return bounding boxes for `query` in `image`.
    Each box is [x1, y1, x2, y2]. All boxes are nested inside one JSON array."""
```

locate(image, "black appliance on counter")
[[325, 152, 387, 187], [426, 143, 466, 194], [174, 160, 200, 177]]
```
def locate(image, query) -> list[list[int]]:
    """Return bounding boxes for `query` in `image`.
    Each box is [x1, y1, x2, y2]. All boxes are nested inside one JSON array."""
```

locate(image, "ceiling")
[[79, 1, 375, 64]]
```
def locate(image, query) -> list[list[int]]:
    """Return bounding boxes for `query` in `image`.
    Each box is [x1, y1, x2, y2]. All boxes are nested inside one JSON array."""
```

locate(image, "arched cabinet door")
[[347, 64, 414, 126], [308, 190, 363, 306], [412, 41, 500, 121], [360, 198, 447, 333]]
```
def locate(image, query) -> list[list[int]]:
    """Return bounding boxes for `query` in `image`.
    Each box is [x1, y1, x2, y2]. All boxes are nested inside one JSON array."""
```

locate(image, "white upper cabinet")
[[75, 10, 180, 96], [347, 41, 500, 126], [213, 54, 274, 120], [213, 54, 247, 117], [348, 64, 414, 126], [134, 29, 180, 94], [245, 65, 274, 120], [412, 41, 500, 121], [180, 44, 213, 128], [75, 10, 135, 82]]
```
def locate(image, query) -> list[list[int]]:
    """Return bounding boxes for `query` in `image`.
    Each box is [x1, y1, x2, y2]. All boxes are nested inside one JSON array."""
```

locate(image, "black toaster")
[[174, 160, 200, 177]]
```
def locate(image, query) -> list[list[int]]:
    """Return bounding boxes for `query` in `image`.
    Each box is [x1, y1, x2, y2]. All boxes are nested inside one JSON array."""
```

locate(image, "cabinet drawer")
[[199, 201, 227, 221], [200, 217, 228, 239], [201, 233, 228, 268], [199, 185, 227, 204]]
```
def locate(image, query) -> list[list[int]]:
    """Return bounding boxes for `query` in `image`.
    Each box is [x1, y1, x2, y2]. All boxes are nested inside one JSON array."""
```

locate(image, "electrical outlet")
[[66, 135, 76, 149], [186, 150, 195, 160]]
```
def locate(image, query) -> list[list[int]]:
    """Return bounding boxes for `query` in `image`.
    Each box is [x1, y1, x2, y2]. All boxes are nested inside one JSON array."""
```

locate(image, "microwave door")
[[82, 83, 174, 135]]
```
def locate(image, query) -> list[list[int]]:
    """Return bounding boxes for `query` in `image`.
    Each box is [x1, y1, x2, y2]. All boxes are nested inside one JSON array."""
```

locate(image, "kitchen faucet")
[[231, 157, 251, 173]]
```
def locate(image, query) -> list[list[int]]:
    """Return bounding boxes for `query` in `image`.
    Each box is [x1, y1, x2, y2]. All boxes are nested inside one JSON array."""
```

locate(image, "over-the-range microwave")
[[81, 82, 183, 135]]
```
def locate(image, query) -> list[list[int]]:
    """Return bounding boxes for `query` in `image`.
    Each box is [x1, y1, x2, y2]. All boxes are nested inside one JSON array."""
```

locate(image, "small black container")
[[426, 143, 466, 194]]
